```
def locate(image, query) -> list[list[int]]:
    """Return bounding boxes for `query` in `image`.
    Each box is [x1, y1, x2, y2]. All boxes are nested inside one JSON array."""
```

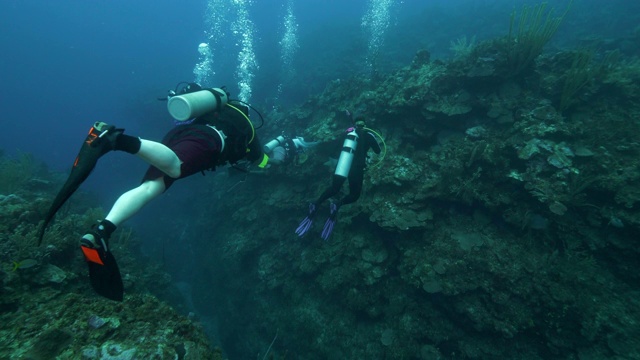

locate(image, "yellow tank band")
[[258, 153, 269, 168], [226, 103, 255, 144]]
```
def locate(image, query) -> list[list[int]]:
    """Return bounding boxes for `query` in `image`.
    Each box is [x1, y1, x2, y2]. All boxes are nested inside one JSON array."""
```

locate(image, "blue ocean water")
[[2, 0, 640, 357], [2, 0, 635, 175]]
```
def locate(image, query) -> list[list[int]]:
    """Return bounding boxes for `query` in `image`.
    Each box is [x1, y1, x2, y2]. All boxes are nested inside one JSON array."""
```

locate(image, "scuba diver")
[[37, 83, 268, 301], [263, 134, 318, 166], [296, 114, 383, 240]]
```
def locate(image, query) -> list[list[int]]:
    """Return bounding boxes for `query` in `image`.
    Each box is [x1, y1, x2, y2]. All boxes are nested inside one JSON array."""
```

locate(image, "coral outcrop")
[[184, 26, 640, 359]]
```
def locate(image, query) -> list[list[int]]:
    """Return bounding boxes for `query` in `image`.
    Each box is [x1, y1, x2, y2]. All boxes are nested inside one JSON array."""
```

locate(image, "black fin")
[[82, 246, 124, 302], [37, 126, 107, 245]]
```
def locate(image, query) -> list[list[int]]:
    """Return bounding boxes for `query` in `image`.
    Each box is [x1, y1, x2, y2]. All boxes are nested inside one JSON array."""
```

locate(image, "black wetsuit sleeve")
[[314, 136, 344, 159], [246, 134, 265, 163], [367, 132, 381, 154]]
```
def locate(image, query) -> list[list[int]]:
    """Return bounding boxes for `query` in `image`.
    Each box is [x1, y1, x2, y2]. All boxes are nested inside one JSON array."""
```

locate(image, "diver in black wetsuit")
[[295, 116, 382, 240]]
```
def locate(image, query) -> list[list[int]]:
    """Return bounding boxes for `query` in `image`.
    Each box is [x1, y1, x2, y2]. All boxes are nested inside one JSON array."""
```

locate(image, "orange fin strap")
[[81, 246, 105, 265]]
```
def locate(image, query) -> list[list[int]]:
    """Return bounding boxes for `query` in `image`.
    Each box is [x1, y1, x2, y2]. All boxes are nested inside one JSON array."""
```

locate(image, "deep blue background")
[[1, 0, 207, 204], [2, 0, 638, 219], [2, 0, 639, 351], [3, 0, 636, 174]]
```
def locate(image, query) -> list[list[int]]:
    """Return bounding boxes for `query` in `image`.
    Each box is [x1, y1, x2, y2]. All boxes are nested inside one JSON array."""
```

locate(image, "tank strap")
[[205, 88, 226, 113], [206, 125, 226, 153]]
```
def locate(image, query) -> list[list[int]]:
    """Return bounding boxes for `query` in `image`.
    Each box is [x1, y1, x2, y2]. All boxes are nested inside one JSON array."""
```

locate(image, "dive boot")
[[85, 122, 124, 156]]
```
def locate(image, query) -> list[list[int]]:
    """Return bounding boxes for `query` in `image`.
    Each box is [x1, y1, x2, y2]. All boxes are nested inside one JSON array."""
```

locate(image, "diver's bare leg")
[[105, 177, 166, 226], [135, 139, 182, 178]]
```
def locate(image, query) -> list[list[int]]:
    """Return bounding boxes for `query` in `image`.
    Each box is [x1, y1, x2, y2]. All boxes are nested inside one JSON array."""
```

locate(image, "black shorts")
[[141, 124, 222, 189]]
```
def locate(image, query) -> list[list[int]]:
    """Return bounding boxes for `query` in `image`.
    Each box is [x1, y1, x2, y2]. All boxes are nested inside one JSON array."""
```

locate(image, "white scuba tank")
[[263, 135, 286, 153], [334, 129, 359, 177], [167, 88, 228, 121]]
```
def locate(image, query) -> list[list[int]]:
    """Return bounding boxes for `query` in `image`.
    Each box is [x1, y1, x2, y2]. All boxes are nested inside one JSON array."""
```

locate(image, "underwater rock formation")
[[4, 6, 640, 359], [0, 155, 223, 359], [186, 25, 640, 360]]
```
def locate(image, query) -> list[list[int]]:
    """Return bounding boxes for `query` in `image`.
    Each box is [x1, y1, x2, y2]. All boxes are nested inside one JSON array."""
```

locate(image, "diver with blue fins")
[[296, 111, 384, 240], [37, 82, 269, 301]]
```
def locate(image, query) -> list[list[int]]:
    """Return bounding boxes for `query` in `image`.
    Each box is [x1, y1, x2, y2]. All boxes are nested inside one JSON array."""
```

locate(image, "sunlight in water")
[[194, 42, 214, 85], [280, 0, 299, 70], [275, 0, 300, 102], [196, 0, 257, 102], [361, 0, 395, 76], [194, 0, 230, 86], [232, 0, 257, 102]]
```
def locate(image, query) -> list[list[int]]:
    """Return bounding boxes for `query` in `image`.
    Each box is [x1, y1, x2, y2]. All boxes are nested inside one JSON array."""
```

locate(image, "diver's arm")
[[294, 137, 320, 149], [367, 132, 382, 154]]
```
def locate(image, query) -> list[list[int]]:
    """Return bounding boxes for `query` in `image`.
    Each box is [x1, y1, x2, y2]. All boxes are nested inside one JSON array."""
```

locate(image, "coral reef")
[[0, 154, 222, 359], [183, 21, 640, 360], [4, 4, 640, 360]]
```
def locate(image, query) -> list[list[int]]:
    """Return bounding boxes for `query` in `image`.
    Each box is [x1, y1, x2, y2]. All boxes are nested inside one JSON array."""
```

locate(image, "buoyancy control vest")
[[194, 101, 263, 166]]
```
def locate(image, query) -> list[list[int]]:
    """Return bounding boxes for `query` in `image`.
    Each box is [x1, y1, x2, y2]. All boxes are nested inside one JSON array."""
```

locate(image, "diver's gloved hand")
[[295, 203, 316, 237], [321, 202, 339, 241]]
